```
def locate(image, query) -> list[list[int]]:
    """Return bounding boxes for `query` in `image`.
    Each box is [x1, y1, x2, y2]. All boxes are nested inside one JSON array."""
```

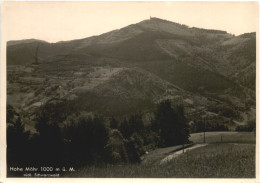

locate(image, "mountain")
[[7, 17, 256, 130], [7, 39, 47, 47]]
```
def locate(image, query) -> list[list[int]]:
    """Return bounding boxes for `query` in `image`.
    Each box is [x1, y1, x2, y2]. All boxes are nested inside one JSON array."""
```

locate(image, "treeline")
[[190, 119, 229, 133], [207, 104, 241, 119], [191, 27, 227, 34], [7, 100, 190, 175], [235, 120, 256, 132]]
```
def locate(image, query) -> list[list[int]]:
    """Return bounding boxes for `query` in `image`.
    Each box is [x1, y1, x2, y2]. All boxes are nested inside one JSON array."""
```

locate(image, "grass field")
[[67, 132, 256, 178], [190, 131, 255, 144]]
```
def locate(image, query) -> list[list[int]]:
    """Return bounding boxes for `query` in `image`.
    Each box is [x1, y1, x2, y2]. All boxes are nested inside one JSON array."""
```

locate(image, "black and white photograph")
[[1, 1, 258, 180]]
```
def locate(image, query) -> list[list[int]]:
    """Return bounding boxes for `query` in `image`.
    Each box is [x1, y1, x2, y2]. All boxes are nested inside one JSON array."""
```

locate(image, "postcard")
[[0, 1, 258, 182]]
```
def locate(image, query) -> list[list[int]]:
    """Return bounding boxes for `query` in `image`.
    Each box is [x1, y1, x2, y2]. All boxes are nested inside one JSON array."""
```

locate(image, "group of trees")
[[7, 98, 255, 175], [190, 119, 229, 133], [235, 120, 256, 132], [7, 104, 110, 168], [207, 104, 241, 119], [7, 100, 189, 173]]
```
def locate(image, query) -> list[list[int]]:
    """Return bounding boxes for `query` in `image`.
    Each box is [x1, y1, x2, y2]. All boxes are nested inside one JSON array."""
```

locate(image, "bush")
[[142, 129, 160, 150]]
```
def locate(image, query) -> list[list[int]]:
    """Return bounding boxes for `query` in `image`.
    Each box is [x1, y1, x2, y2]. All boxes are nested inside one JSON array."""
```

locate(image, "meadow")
[[67, 132, 256, 178]]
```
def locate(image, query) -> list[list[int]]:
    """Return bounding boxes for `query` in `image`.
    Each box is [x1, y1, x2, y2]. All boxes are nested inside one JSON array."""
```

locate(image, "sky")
[[2, 1, 259, 43]]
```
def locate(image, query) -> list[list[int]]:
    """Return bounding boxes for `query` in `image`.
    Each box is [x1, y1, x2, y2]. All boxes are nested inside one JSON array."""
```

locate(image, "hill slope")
[[7, 17, 256, 129]]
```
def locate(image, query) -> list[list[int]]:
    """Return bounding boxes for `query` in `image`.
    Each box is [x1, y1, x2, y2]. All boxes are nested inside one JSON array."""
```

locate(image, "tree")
[[119, 119, 131, 138], [118, 114, 146, 163], [63, 115, 109, 166], [152, 100, 190, 147], [105, 129, 128, 164], [190, 119, 204, 133], [110, 117, 119, 129], [119, 114, 144, 139], [125, 133, 145, 163], [32, 104, 65, 165], [7, 116, 30, 164], [128, 114, 145, 134], [235, 120, 256, 132], [7, 105, 18, 124]]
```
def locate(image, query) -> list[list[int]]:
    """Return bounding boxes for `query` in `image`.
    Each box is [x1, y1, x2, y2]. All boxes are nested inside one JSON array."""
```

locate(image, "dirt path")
[[160, 143, 208, 165]]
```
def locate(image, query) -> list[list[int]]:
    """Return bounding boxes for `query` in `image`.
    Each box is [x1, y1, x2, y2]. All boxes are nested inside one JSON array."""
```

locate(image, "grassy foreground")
[[67, 132, 256, 178]]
